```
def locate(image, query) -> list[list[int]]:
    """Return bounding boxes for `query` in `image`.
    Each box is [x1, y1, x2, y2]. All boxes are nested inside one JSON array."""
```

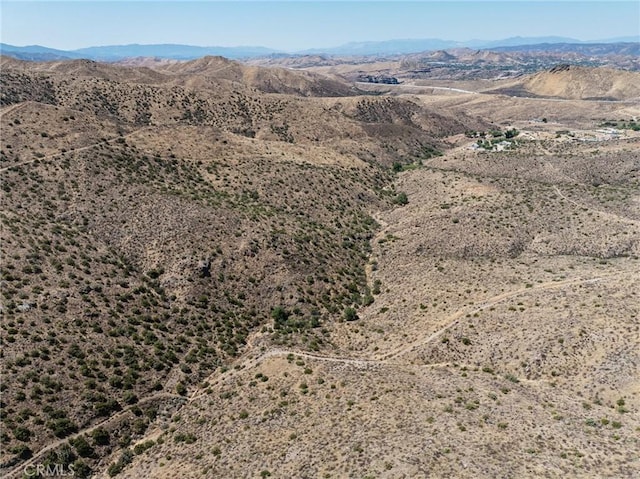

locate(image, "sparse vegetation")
[[1, 50, 638, 479]]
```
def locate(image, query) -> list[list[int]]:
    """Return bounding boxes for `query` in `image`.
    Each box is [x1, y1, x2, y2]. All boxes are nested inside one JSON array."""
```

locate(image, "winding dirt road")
[[382, 275, 614, 361], [0, 125, 153, 174], [2, 95, 630, 477], [3, 261, 616, 477], [3, 393, 183, 478], [553, 185, 640, 226]]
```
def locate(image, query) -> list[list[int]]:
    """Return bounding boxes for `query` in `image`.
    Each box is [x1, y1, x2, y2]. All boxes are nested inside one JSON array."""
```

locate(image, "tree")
[[48, 418, 78, 438], [505, 128, 519, 139], [13, 426, 31, 442], [176, 382, 187, 396], [71, 460, 92, 479]]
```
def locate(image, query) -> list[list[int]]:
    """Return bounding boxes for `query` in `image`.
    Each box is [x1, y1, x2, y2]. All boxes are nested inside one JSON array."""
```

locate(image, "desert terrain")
[[1, 55, 639, 478]]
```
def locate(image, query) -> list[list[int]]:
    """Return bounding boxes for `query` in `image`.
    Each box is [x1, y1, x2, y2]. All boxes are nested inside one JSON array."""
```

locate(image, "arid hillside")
[[111, 107, 639, 479], [1, 56, 638, 479], [489, 64, 640, 100], [0, 56, 484, 477], [250, 45, 640, 82], [0, 55, 358, 98]]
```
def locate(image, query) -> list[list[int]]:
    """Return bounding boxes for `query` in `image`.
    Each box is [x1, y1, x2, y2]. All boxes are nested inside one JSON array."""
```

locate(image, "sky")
[[1, 1, 638, 51]]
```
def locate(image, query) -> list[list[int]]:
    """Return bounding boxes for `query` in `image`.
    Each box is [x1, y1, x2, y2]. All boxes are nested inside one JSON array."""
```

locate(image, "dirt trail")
[[553, 185, 639, 225], [0, 126, 153, 174], [3, 393, 182, 478], [3, 115, 629, 477], [5, 259, 616, 477], [0, 101, 30, 118], [196, 275, 615, 387], [378, 274, 615, 361]]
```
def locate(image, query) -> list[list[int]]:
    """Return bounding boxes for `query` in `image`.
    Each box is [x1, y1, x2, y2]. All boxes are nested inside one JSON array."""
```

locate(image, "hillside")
[[104, 93, 640, 478], [1, 57, 638, 479], [490, 65, 640, 100], [147, 56, 360, 97], [0, 55, 359, 98], [252, 44, 640, 83], [0, 57, 484, 477]]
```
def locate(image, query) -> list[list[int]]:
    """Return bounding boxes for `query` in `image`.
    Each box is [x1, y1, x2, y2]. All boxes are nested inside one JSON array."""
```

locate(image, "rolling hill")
[[0, 56, 487, 477], [0, 54, 638, 479], [488, 64, 640, 100]]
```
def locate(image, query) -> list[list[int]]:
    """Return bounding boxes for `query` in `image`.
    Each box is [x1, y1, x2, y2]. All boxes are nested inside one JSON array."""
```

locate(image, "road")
[[0, 121, 153, 174], [379, 274, 614, 361], [355, 82, 638, 104], [553, 185, 639, 226], [1, 91, 631, 476], [7, 265, 613, 478], [3, 393, 183, 478], [0, 101, 31, 118]]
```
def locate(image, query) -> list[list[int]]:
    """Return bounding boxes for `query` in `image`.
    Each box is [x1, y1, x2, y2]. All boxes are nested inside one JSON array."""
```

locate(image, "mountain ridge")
[[2, 35, 638, 61]]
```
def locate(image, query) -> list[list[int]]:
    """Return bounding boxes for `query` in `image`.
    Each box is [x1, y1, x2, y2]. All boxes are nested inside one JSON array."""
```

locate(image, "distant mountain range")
[[299, 36, 633, 55], [1, 36, 638, 61], [0, 43, 277, 61]]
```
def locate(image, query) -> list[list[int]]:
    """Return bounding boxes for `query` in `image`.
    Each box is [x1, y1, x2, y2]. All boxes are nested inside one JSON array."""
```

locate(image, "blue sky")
[[1, 1, 638, 51]]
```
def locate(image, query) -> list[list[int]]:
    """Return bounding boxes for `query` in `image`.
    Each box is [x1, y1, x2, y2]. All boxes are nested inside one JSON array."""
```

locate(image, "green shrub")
[[91, 427, 110, 446], [12, 444, 33, 459], [133, 440, 155, 455], [48, 418, 78, 438], [70, 436, 94, 458], [108, 449, 134, 477], [393, 192, 408, 205], [13, 426, 31, 442], [176, 382, 187, 396], [94, 399, 122, 417], [271, 307, 289, 327], [505, 128, 519, 139], [174, 433, 196, 444], [71, 460, 92, 478], [344, 307, 358, 322]]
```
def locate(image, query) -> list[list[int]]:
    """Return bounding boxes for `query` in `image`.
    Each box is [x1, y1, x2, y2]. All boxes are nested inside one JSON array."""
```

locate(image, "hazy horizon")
[[1, 1, 638, 52]]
